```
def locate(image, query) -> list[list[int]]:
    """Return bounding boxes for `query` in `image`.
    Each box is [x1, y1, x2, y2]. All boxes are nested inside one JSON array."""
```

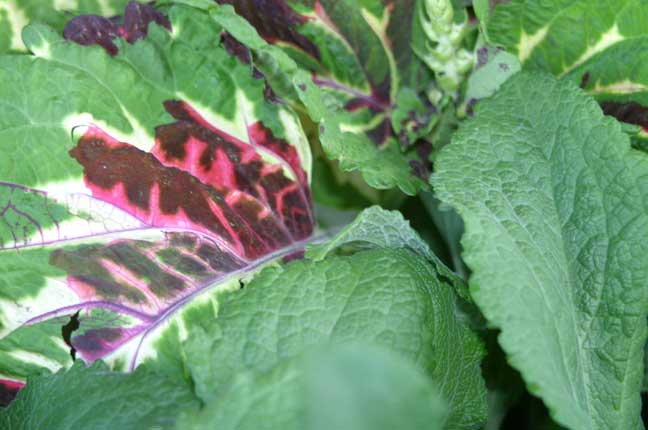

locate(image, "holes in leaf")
[[61, 311, 81, 361]]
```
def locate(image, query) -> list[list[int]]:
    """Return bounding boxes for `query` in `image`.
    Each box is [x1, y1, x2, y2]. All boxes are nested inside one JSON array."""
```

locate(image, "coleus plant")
[[207, 0, 438, 194], [0, 1, 485, 429], [0, 0, 316, 393], [3, 0, 648, 430]]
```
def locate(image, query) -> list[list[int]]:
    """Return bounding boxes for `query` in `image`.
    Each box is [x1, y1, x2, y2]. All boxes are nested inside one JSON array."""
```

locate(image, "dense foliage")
[[1, 0, 648, 429]]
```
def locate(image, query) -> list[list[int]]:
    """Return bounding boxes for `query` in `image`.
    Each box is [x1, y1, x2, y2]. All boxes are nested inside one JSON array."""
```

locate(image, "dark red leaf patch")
[[69, 101, 312, 260], [221, 32, 252, 65], [53, 95, 313, 367], [122, 1, 171, 43], [63, 15, 121, 55], [600, 100, 648, 129], [216, 0, 320, 59], [64, 1, 171, 56], [0, 379, 23, 407], [73, 327, 145, 362], [49, 231, 250, 362]]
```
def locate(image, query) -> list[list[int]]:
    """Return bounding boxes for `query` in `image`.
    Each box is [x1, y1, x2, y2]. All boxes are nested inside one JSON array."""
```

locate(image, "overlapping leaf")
[[178, 247, 486, 429], [1, 204, 486, 428], [0, 1, 314, 400], [488, 0, 648, 130], [306, 205, 470, 300], [193, 0, 433, 194], [0, 0, 130, 52], [433, 72, 648, 430]]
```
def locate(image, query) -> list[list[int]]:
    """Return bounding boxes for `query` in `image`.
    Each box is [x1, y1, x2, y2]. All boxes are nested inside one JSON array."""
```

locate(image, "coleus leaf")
[[0, 0, 131, 53], [487, 0, 648, 130], [0, 1, 314, 400], [197, 0, 433, 194], [63, 1, 172, 56], [433, 72, 648, 430]]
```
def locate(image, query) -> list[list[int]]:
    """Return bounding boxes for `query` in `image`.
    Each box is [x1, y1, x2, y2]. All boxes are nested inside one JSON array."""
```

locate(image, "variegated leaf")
[[0, 1, 313, 402], [488, 0, 648, 133], [0, 0, 131, 52], [207, 0, 432, 194]]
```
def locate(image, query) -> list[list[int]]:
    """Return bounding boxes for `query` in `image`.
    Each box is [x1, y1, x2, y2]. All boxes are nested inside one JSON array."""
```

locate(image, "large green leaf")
[[433, 72, 648, 430], [178, 344, 448, 430], [0, 361, 199, 430], [179, 247, 487, 430], [306, 205, 470, 300]]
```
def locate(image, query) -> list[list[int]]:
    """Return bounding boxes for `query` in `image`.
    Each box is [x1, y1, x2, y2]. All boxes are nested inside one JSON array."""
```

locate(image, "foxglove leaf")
[[0, 361, 199, 430], [305, 205, 469, 300], [180, 247, 487, 429], [0, 2, 313, 402], [433, 72, 648, 430]]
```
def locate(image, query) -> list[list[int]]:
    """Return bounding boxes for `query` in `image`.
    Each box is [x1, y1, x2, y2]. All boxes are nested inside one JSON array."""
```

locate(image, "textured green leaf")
[[464, 46, 520, 105], [178, 344, 448, 430], [433, 72, 648, 430], [307, 206, 437, 261], [181, 248, 487, 430], [0, 361, 199, 429], [305, 205, 469, 299]]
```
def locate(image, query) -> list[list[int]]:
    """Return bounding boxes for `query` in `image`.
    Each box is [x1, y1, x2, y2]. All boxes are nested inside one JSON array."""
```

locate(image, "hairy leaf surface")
[[433, 72, 648, 430], [306, 205, 469, 299], [180, 247, 487, 430], [0, 361, 199, 430], [178, 344, 448, 430]]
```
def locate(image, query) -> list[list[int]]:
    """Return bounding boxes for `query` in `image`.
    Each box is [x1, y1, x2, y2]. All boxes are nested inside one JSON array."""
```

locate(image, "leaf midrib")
[[471, 102, 595, 428]]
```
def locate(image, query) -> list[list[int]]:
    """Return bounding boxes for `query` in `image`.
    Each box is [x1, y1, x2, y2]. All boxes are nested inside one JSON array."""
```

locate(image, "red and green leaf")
[[0, 1, 314, 403], [210, 0, 433, 193]]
